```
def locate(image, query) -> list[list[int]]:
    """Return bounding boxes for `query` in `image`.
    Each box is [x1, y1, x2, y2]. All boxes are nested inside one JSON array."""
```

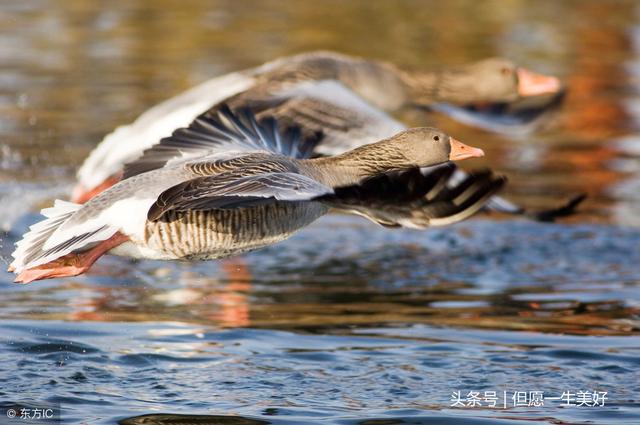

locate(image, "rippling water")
[[1, 1, 639, 424], [2, 319, 639, 424]]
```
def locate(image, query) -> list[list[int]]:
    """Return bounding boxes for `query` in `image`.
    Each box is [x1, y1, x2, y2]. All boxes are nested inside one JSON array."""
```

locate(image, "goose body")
[[74, 155, 331, 262], [11, 107, 502, 283], [73, 51, 562, 203]]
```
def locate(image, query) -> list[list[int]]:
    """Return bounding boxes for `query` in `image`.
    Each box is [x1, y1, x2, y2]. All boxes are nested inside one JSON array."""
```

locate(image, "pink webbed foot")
[[15, 258, 90, 284], [13, 232, 129, 284]]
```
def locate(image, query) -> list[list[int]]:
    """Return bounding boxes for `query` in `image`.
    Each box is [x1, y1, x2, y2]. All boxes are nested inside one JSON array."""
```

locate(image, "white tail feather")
[[10, 200, 116, 273], [40, 200, 79, 218]]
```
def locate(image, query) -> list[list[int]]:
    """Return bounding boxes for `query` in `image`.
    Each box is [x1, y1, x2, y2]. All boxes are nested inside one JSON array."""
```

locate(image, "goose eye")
[[501, 67, 512, 76], [433, 135, 440, 142]]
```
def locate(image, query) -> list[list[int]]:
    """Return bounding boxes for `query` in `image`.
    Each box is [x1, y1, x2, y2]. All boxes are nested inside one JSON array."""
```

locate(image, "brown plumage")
[[74, 51, 565, 206], [11, 106, 501, 283]]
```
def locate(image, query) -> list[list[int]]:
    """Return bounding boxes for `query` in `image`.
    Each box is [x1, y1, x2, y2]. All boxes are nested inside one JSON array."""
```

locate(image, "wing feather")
[[318, 167, 507, 229], [122, 105, 322, 179], [148, 171, 333, 221]]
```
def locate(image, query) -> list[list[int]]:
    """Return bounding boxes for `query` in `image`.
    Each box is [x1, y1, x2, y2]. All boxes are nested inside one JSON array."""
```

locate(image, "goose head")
[[406, 58, 562, 107], [347, 127, 484, 173], [312, 127, 485, 186], [397, 127, 485, 166], [464, 58, 561, 102]]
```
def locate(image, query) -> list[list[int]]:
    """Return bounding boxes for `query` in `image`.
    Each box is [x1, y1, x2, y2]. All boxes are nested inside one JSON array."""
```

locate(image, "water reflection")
[[1, 1, 640, 424], [2, 320, 637, 425], [607, 3, 640, 225], [2, 218, 638, 335]]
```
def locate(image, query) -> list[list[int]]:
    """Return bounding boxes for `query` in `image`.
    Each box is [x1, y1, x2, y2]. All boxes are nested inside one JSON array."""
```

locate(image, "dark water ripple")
[[0, 217, 638, 424], [1, 320, 638, 424]]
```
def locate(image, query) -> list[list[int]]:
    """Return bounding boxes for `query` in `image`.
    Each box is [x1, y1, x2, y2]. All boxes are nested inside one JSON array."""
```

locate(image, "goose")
[[10, 106, 504, 283], [72, 51, 561, 204]]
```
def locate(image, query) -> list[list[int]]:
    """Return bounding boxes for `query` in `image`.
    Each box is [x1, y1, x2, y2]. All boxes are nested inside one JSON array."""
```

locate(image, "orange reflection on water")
[[65, 259, 252, 327]]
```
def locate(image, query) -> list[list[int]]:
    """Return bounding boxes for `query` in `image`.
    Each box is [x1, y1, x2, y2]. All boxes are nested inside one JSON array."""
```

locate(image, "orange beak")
[[517, 68, 561, 97], [71, 174, 121, 204], [449, 138, 485, 161]]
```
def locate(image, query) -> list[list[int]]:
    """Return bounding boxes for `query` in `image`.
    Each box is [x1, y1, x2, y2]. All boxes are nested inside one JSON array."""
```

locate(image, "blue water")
[[1, 218, 639, 424], [1, 319, 638, 424]]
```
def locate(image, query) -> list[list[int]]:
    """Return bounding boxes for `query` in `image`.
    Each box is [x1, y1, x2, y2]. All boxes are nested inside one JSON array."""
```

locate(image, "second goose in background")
[[72, 51, 560, 203]]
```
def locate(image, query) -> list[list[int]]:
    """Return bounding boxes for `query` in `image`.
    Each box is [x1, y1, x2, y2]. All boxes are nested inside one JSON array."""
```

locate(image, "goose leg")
[[14, 232, 129, 284], [71, 172, 122, 204]]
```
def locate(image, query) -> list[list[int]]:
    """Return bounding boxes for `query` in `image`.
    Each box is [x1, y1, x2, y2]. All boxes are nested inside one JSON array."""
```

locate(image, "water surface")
[[0, 1, 639, 424]]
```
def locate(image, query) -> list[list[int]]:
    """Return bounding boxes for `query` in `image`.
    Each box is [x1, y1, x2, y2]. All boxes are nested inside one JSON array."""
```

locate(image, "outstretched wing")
[[148, 170, 333, 221], [123, 105, 323, 179], [231, 79, 406, 156], [124, 79, 406, 181], [76, 71, 256, 192], [319, 166, 507, 229]]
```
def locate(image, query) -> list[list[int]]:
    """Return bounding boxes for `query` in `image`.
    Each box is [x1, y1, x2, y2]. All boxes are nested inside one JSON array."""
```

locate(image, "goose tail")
[[9, 200, 116, 275]]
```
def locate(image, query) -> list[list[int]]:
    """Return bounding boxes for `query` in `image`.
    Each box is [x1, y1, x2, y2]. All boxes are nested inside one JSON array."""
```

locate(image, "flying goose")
[[11, 106, 504, 283], [72, 51, 561, 206]]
